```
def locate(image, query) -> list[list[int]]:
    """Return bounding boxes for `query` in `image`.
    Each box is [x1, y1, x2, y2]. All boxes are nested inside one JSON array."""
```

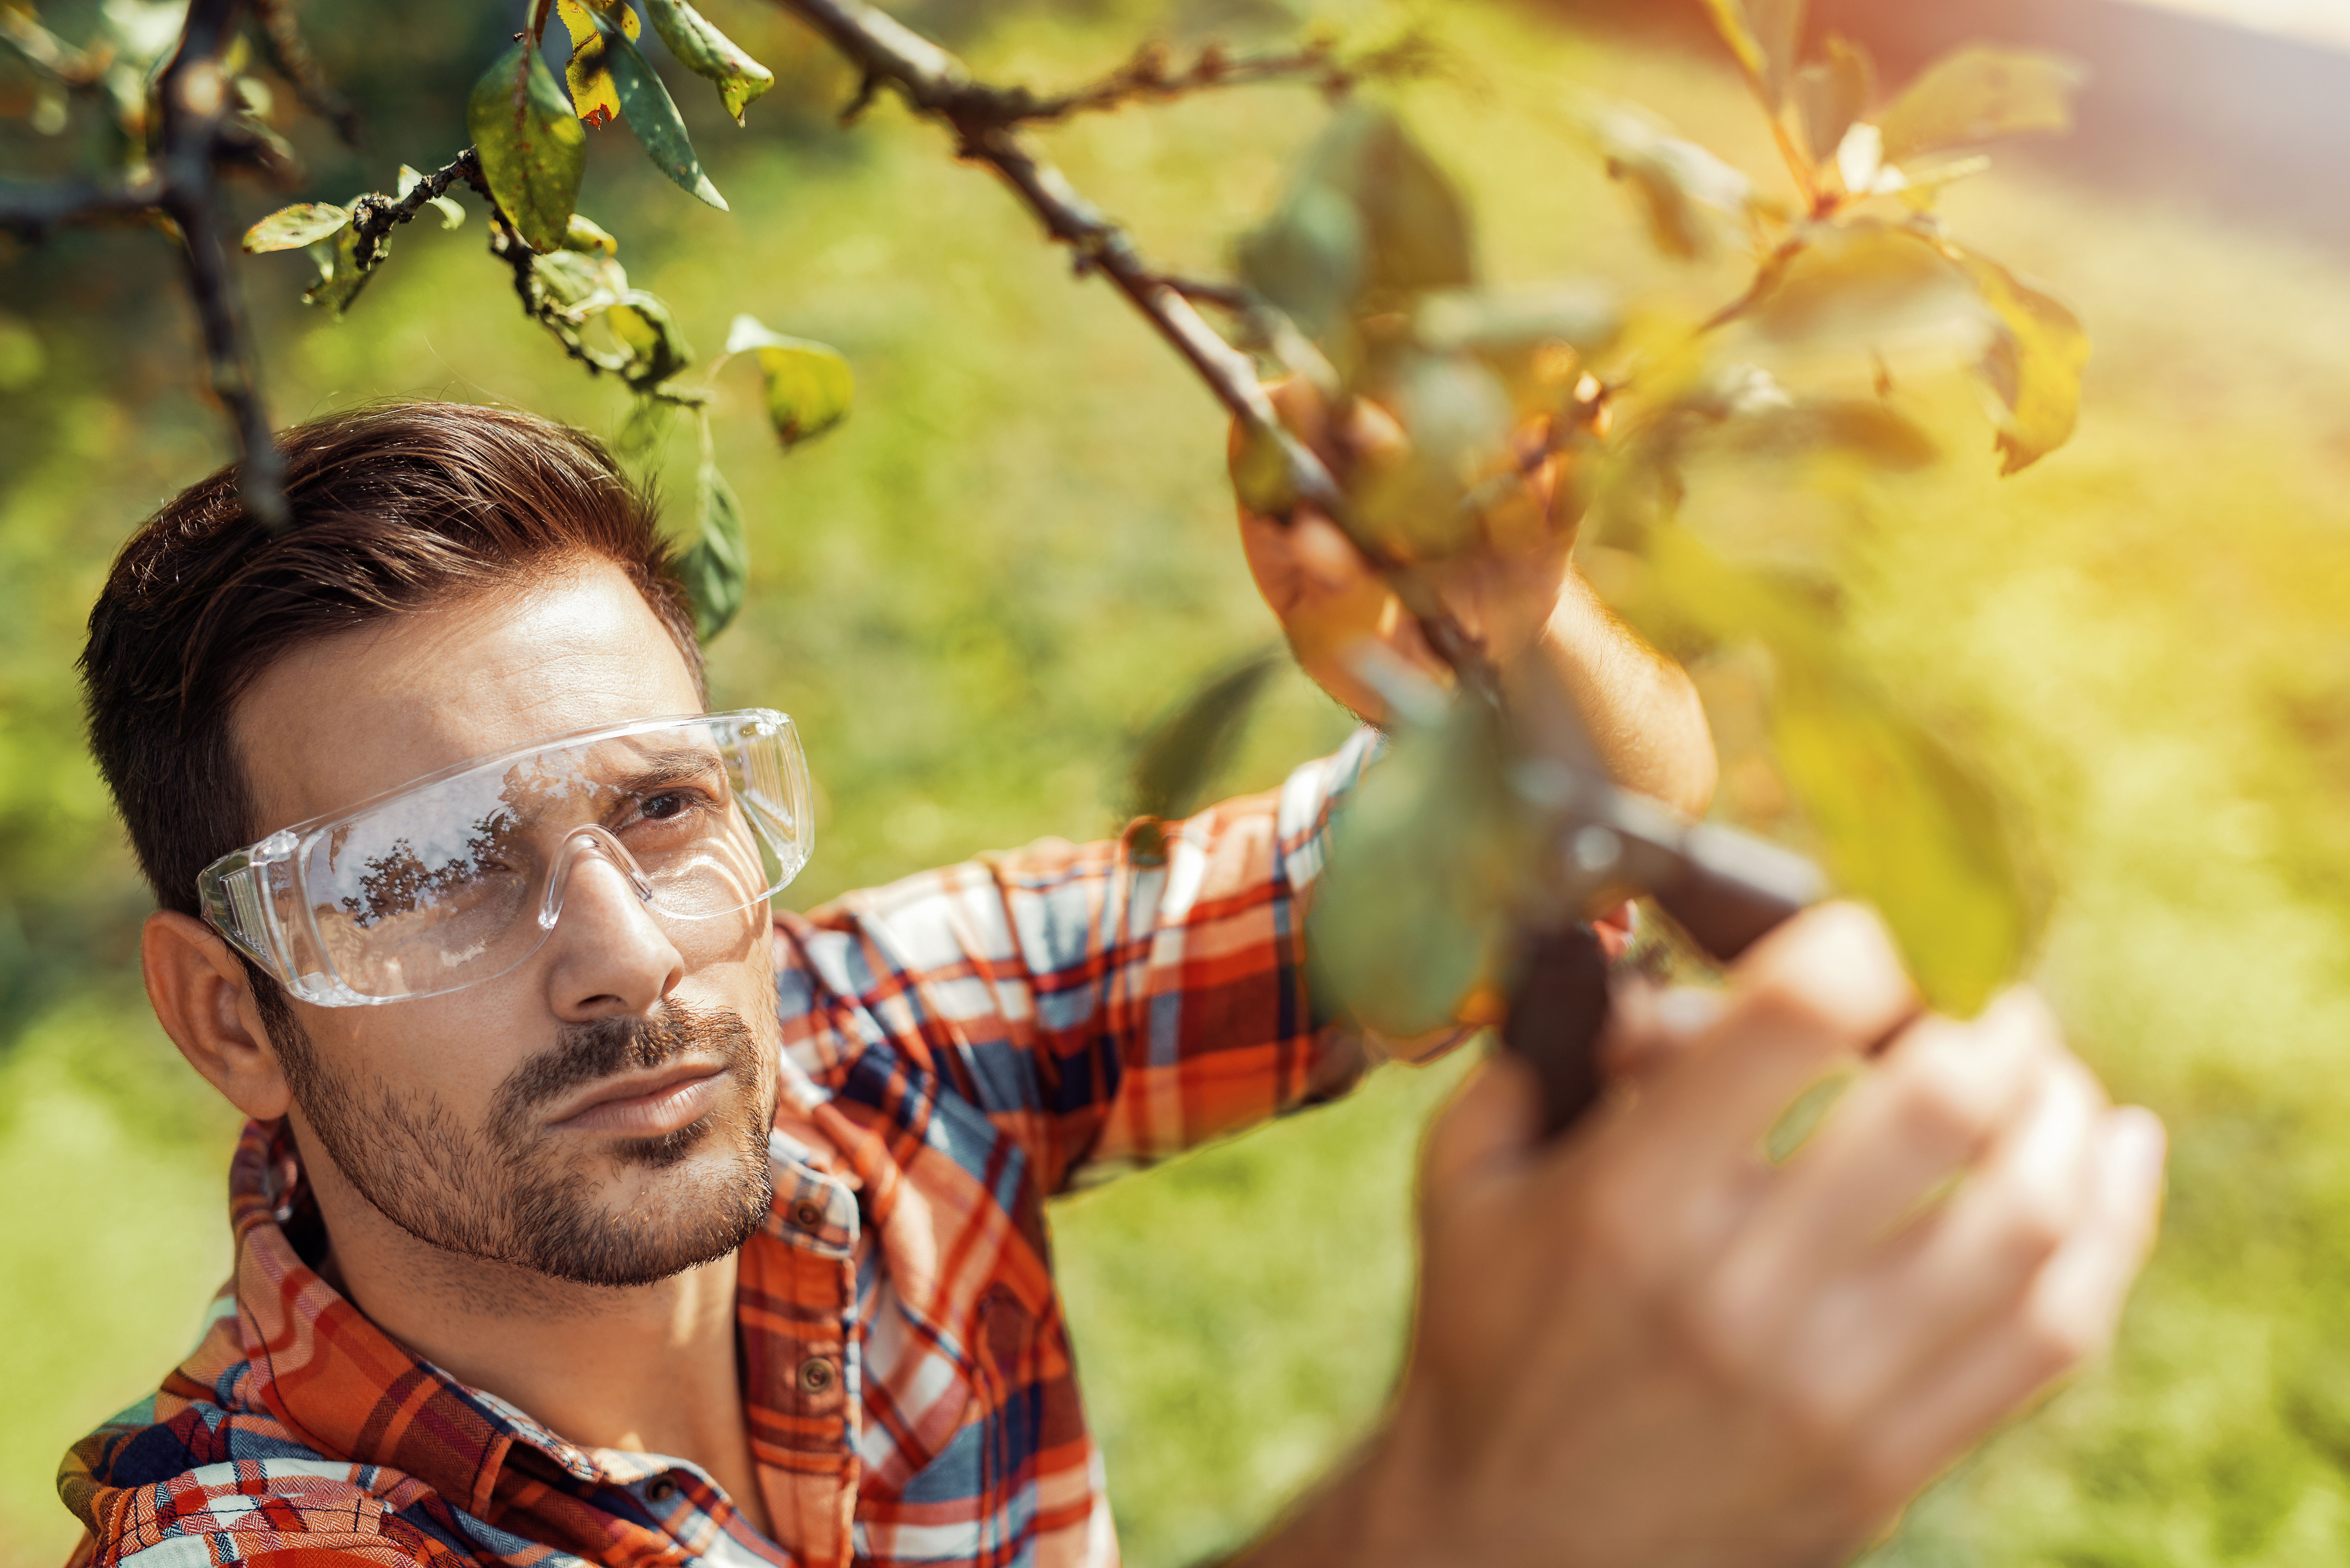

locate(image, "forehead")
[[232, 557, 705, 833]]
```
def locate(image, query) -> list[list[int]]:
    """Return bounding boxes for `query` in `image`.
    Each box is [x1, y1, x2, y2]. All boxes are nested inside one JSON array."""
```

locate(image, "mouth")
[[548, 1060, 732, 1138]]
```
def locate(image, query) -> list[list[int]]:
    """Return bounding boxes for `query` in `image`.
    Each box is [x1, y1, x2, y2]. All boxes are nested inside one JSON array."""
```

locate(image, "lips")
[[550, 1060, 732, 1137]]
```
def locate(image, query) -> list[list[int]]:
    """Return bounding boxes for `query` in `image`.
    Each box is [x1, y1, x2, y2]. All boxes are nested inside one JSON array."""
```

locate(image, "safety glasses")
[[199, 708, 813, 1007]]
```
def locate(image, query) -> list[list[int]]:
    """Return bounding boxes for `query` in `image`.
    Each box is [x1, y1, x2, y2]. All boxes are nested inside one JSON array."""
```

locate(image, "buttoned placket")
[[731, 1141, 865, 1568]]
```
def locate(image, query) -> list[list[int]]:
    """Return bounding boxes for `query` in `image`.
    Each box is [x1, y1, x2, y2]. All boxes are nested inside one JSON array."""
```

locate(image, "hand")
[[1228, 378, 1576, 726], [1353, 905, 2165, 1568]]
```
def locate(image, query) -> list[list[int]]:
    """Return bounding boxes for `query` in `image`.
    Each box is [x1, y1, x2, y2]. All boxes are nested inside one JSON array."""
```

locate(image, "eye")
[[639, 791, 696, 823]]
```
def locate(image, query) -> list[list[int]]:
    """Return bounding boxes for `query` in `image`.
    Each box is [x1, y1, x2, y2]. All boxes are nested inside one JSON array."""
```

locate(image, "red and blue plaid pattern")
[[59, 734, 1389, 1568]]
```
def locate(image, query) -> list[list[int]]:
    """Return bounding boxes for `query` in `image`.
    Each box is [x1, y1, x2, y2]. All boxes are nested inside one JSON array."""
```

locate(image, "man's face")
[[231, 557, 780, 1288]]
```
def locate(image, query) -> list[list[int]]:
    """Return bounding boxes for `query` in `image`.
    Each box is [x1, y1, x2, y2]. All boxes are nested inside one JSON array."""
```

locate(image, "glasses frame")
[[197, 707, 813, 1008]]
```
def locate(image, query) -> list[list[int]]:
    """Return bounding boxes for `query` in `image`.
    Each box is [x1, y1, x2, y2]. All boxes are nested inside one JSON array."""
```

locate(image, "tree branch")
[[0, 177, 162, 240], [958, 37, 1401, 125], [348, 147, 478, 270], [769, 0, 1501, 696], [156, 0, 287, 531]]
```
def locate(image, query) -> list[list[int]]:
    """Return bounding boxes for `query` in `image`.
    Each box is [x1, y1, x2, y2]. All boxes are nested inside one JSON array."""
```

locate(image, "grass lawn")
[[7, 2, 2350, 1563]]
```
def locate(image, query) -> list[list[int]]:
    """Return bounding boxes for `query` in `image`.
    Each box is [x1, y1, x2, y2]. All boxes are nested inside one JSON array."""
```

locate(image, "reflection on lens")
[[259, 712, 811, 1004]]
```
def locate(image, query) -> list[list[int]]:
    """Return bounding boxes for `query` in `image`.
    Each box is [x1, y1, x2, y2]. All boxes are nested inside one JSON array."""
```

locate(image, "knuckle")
[[1770, 1370, 1868, 1459], [1666, 1278, 1757, 1383], [1993, 1184, 2075, 1272], [1886, 1052, 2000, 1154], [1572, 1173, 1662, 1278], [2015, 1298, 2103, 1381]]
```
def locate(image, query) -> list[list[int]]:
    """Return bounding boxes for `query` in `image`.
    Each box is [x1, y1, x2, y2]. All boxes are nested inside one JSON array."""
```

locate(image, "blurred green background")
[[8, 0, 2350, 1563]]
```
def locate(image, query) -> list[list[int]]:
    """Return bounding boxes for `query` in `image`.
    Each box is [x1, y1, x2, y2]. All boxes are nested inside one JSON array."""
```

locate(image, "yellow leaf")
[[644, 0, 776, 125], [1948, 246, 2091, 475], [242, 202, 348, 254], [554, 0, 639, 129], [727, 315, 853, 447], [1879, 47, 2081, 165]]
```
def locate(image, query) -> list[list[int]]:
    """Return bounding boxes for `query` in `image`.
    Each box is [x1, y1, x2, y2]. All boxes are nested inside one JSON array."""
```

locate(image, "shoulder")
[[64, 1404, 451, 1567]]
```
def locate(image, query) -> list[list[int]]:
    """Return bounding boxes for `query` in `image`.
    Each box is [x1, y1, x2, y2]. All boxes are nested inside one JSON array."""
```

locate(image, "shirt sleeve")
[[783, 729, 1395, 1194]]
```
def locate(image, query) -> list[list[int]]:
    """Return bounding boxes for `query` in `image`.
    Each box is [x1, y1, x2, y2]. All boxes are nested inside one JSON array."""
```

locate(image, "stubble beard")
[[267, 994, 777, 1288]]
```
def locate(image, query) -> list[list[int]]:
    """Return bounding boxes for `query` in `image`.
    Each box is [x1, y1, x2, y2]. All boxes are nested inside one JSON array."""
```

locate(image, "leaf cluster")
[[224, 0, 847, 642], [1179, 0, 2096, 1033]]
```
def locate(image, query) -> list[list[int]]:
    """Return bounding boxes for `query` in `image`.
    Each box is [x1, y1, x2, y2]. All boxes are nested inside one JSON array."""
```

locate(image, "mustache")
[[492, 1000, 760, 1125]]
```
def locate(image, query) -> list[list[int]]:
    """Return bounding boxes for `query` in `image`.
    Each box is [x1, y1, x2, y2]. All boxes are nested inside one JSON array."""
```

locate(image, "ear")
[[142, 910, 294, 1121]]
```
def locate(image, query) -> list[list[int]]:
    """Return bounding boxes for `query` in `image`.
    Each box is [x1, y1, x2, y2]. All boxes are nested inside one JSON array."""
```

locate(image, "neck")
[[300, 1140, 775, 1539]]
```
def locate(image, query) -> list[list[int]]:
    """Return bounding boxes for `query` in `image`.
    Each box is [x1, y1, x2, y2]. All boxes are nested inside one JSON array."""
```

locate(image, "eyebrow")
[[604, 746, 728, 792]]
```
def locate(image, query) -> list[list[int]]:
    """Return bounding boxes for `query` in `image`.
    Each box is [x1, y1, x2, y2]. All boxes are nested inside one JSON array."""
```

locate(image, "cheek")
[[329, 999, 537, 1115]]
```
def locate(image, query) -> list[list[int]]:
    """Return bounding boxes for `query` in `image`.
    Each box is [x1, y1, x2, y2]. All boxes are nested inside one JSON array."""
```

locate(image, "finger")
[[1714, 990, 2061, 1316], [1421, 1051, 1544, 1220], [1625, 905, 1922, 1186], [1770, 1048, 2105, 1424], [1598, 980, 1724, 1088], [1862, 1106, 2166, 1490]]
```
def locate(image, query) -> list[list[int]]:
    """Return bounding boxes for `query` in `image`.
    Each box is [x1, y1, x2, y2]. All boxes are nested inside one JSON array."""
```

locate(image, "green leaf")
[[555, 0, 639, 128], [1414, 284, 1621, 358], [1591, 105, 1758, 261], [1878, 47, 2082, 165], [243, 202, 349, 255], [1308, 694, 1531, 1038], [562, 212, 620, 254], [1230, 418, 1301, 519], [1634, 525, 2034, 1015], [467, 39, 587, 254], [1796, 34, 1876, 166], [1127, 647, 1284, 840], [596, 14, 728, 211], [1769, 656, 2027, 1015], [726, 315, 853, 447], [644, 0, 776, 125], [1950, 247, 2091, 475], [606, 290, 695, 389], [302, 224, 373, 318], [533, 246, 625, 312], [1727, 399, 1941, 470], [1236, 182, 1366, 342], [395, 165, 464, 231], [1237, 105, 1472, 340], [1750, 222, 1986, 349], [1353, 350, 1516, 558], [1344, 107, 1477, 301], [676, 455, 749, 642]]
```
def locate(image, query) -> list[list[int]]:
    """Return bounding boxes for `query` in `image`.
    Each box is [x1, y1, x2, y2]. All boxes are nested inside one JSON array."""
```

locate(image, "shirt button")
[[645, 1476, 679, 1505], [791, 1199, 826, 1230], [799, 1355, 837, 1394]]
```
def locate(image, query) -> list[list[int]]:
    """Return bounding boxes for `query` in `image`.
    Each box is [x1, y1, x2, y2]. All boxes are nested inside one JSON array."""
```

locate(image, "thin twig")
[[0, 177, 163, 239], [0, 7, 109, 87], [251, 0, 362, 146], [768, 0, 1503, 699], [348, 146, 477, 269]]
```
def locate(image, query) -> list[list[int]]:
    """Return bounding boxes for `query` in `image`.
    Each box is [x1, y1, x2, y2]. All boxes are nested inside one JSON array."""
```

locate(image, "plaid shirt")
[[58, 733, 1393, 1568]]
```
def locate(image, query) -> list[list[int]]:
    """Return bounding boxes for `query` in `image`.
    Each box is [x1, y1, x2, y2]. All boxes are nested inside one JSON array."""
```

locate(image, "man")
[[60, 400, 2163, 1568]]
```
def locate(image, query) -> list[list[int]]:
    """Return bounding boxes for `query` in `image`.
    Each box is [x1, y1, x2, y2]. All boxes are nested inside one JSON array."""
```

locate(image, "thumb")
[[1421, 1051, 1543, 1221]]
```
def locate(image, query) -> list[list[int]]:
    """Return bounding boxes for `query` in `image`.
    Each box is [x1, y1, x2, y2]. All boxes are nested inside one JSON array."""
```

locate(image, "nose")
[[540, 829, 685, 1022]]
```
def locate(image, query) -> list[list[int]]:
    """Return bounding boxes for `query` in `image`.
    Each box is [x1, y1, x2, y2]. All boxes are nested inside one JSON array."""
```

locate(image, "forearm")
[[1521, 568, 1717, 818]]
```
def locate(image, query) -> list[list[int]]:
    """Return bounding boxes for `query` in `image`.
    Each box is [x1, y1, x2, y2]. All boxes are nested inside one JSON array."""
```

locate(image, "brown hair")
[[82, 400, 706, 921]]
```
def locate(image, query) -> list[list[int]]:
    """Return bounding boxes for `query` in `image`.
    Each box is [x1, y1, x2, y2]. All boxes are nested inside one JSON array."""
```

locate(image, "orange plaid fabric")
[[59, 734, 1398, 1568]]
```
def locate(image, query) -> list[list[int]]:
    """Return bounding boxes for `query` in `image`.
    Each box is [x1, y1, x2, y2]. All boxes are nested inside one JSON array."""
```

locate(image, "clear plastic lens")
[[201, 710, 812, 1006]]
